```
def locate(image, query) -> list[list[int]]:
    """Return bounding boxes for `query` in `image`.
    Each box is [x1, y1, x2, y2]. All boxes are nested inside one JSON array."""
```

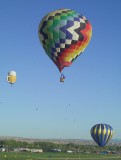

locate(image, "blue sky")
[[0, 0, 121, 140]]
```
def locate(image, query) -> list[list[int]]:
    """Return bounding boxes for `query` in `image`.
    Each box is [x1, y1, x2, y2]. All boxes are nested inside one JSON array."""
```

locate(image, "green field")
[[0, 152, 121, 160]]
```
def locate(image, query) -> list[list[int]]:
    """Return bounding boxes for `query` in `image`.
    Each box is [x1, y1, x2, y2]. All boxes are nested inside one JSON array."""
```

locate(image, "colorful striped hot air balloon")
[[90, 124, 114, 147], [38, 9, 92, 82]]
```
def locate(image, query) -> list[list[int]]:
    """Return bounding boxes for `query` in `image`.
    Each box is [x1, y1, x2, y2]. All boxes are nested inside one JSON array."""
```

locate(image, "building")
[[0, 148, 5, 152], [31, 149, 43, 153]]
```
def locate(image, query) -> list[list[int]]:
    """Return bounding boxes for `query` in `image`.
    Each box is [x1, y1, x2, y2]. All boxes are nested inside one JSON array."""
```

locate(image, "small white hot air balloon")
[[7, 71, 16, 85]]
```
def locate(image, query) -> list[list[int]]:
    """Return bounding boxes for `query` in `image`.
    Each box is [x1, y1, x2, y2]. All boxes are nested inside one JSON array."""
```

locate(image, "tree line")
[[0, 140, 121, 153]]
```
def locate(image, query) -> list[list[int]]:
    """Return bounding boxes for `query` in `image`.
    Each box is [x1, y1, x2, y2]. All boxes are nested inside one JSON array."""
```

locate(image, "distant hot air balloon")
[[38, 9, 92, 82], [90, 124, 113, 147], [7, 71, 16, 85]]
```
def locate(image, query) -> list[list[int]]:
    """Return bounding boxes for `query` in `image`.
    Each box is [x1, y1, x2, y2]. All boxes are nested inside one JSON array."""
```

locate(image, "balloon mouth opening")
[[55, 61, 72, 72]]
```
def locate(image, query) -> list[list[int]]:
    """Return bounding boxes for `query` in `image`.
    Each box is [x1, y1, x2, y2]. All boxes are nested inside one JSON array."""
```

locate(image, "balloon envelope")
[[7, 71, 16, 84], [38, 9, 92, 72], [90, 124, 113, 147]]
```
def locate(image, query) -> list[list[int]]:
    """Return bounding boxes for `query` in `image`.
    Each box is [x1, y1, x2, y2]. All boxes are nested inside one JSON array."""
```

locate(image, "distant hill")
[[0, 136, 121, 146]]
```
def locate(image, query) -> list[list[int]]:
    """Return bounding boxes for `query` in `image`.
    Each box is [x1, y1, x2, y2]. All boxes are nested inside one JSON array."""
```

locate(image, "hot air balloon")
[[7, 71, 16, 85], [90, 124, 113, 147], [38, 9, 92, 82]]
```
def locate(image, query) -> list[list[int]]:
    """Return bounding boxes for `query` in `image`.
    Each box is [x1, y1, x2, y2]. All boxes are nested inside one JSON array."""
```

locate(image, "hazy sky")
[[0, 0, 121, 140]]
